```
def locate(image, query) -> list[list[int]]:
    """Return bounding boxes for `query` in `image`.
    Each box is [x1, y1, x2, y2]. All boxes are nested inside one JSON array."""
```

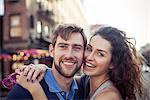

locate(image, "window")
[[43, 26, 49, 36], [10, 14, 22, 37], [30, 15, 34, 29], [36, 21, 42, 34], [36, 21, 42, 38]]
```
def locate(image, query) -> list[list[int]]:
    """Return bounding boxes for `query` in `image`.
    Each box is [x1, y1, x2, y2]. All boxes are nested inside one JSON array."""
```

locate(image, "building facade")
[[1, 0, 88, 93]]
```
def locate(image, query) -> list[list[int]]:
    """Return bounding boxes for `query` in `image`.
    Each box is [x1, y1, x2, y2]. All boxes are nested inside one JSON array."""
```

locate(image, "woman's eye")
[[98, 52, 104, 57], [86, 46, 92, 51]]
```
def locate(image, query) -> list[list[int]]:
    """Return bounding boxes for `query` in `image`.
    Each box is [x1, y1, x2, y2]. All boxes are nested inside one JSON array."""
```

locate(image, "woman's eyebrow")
[[97, 49, 108, 54]]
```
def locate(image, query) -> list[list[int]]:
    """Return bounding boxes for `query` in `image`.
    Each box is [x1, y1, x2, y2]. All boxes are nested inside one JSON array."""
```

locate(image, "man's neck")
[[51, 67, 73, 93]]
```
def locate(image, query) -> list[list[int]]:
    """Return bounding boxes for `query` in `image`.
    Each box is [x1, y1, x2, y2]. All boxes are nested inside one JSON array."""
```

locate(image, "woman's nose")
[[86, 51, 95, 61]]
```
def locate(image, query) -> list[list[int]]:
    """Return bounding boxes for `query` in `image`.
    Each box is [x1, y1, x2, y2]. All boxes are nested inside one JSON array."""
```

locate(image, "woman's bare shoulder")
[[94, 86, 122, 100]]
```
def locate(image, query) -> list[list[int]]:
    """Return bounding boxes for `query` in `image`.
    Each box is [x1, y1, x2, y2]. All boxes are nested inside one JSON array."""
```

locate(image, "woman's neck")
[[89, 75, 109, 97]]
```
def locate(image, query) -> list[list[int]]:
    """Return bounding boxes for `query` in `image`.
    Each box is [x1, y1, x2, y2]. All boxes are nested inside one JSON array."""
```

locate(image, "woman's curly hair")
[[93, 26, 145, 100]]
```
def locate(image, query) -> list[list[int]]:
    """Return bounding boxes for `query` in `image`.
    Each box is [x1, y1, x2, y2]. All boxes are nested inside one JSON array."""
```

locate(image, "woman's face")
[[83, 35, 112, 77]]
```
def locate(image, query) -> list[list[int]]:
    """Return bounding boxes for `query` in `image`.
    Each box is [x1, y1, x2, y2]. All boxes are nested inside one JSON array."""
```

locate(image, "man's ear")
[[49, 44, 54, 57]]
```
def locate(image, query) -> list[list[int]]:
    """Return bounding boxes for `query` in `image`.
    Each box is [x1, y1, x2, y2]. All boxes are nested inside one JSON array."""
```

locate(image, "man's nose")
[[65, 47, 74, 58]]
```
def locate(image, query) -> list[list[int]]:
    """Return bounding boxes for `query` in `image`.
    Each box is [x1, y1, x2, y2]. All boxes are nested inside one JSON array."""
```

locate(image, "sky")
[[83, 0, 150, 50], [0, 0, 4, 15]]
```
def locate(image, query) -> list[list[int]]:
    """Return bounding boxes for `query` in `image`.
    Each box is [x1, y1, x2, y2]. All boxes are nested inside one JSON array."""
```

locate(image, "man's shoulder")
[[7, 83, 32, 99], [40, 79, 60, 99], [40, 78, 49, 89]]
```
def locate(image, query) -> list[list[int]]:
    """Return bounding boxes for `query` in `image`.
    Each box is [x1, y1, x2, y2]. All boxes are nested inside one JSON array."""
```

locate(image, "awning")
[[0, 49, 17, 61], [0, 49, 18, 55], [0, 49, 49, 61]]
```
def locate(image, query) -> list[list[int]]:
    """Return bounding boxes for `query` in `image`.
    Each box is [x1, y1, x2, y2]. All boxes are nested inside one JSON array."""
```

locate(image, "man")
[[7, 24, 87, 100]]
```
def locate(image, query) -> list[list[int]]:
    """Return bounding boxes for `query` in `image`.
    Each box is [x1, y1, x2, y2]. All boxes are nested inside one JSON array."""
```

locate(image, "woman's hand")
[[15, 64, 48, 82], [16, 72, 38, 93], [16, 72, 47, 100]]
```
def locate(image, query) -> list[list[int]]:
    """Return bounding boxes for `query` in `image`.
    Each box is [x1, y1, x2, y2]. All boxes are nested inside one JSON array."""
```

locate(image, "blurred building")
[[0, 0, 88, 96], [3, 0, 55, 50], [53, 0, 88, 28], [2, 0, 88, 50], [140, 43, 150, 66]]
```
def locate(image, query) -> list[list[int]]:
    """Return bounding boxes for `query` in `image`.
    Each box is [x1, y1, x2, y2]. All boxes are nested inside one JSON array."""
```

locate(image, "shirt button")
[[61, 92, 64, 95]]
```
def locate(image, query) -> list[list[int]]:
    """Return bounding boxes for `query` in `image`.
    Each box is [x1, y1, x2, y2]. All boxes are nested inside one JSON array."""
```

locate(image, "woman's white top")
[[90, 80, 113, 100]]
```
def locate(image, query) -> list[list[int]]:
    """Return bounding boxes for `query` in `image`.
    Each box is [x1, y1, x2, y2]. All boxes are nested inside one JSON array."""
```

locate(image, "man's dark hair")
[[51, 24, 87, 49]]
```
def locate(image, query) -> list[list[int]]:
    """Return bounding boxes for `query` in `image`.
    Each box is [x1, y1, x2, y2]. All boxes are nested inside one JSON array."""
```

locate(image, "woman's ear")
[[109, 66, 113, 69], [109, 63, 114, 69], [49, 44, 54, 58]]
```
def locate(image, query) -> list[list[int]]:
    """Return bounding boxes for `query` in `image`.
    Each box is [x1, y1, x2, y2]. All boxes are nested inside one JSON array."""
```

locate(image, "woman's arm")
[[16, 72, 47, 100]]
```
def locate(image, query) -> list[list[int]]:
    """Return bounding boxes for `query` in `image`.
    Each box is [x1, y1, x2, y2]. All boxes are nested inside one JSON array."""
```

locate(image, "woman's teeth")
[[85, 62, 95, 68]]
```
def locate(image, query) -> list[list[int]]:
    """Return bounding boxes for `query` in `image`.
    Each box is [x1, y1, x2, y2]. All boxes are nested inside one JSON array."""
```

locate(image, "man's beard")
[[54, 61, 81, 78]]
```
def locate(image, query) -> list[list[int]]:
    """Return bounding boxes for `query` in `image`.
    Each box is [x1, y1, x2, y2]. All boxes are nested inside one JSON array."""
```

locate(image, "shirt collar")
[[71, 78, 78, 91], [44, 69, 78, 93]]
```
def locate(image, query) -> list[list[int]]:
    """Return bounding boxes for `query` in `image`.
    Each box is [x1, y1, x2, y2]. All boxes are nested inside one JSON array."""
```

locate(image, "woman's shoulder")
[[94, 86, 121, 100]]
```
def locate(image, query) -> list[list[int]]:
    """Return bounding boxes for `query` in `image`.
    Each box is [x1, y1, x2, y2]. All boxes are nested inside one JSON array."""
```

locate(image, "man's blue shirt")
[[44, 69, 78, 100], [7, 69, 79, 100]]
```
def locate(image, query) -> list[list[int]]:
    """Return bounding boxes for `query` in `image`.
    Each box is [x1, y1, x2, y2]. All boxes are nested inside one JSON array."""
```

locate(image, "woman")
[[13, 26, 145, 100], [79, 26, 145, 100]]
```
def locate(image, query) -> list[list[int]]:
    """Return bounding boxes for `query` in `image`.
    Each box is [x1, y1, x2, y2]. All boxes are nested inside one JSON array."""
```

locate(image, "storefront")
[[0, 49, 52, 79]]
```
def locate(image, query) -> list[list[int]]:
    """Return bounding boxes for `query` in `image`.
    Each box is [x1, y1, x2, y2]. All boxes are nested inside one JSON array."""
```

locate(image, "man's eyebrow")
[[57, 43, 68, 46], [58, 43, 83, 48], [73, 44, 83, 48]]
